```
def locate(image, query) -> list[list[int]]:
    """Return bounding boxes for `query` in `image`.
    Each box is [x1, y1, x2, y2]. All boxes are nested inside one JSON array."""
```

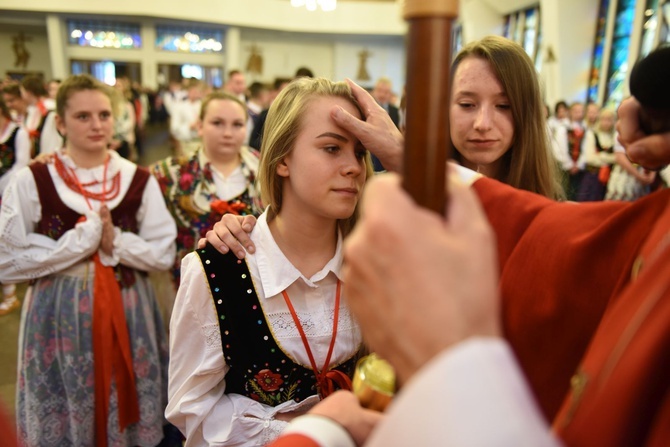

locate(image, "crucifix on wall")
[[357, 49, 371, 81], [12, 32, 32, 69], [246, 44, 263, 75]]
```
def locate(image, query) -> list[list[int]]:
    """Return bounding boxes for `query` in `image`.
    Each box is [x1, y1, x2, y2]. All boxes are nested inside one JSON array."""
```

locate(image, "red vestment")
[[478, 178, 670, 444]]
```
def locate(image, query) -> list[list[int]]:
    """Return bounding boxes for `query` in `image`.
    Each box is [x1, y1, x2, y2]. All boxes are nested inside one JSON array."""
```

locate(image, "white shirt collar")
[[250, 211, 344, 298]]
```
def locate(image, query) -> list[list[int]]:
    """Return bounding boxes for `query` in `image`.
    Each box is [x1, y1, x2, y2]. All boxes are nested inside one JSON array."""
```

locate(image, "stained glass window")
[[503, 15, 512, 39], [640, 0, 660, 57], [502, 6, 542, 65], [604, 0, 636, 107], [587, 0, 610, 103], [662, 1, 670, 43], [452, 21, 463, 58], [67, 20, 141, 49], [523, 7, 538, 60], [155, 25, 223, 53]]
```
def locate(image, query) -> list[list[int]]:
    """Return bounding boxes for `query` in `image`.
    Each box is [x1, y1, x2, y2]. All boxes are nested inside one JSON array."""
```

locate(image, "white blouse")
[[24, 100, 63, 155], [0, 150, 176, 283], [210, 146, 259, 202], [166, 212, 362, 446]]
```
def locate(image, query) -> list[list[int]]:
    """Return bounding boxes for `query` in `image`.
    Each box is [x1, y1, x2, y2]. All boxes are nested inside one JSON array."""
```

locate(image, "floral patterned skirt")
[[17, 263, 169, 447]]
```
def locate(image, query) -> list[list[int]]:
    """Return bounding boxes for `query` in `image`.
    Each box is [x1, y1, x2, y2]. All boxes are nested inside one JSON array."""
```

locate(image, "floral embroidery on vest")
[[151, 148, 262, 289]]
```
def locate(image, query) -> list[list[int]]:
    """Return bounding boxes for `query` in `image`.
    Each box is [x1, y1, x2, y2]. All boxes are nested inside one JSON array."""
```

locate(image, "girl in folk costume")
[[576, 108, 617, 201], [166, 78, 372, 446], [0, 74, 177, 447], [0, 95, 31, 315], [20, 75, 63, 156], [151, 91, 262, 292], [565, 102, 586, 200]]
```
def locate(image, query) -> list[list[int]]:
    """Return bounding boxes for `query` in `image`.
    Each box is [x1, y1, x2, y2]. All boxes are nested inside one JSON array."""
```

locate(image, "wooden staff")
[[402, 0, 458, 213], [352, 1, 460, 410]]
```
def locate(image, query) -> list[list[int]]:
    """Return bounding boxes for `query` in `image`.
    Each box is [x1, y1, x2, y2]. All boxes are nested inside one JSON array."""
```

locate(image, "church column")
[[225, 26, 242, 73], [46, 14, 67, 80], [141, 20, 158, 90]]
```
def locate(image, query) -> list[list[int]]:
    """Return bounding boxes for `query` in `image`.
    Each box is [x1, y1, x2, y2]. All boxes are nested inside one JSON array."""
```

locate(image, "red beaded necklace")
[[54, 152, 121, 207]]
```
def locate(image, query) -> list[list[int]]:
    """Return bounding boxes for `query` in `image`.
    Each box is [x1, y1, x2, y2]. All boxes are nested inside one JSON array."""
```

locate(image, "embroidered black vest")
[[567, 126, 585, 162], [30, 162, 150, 288], [593, 133, 613, 154], [0, 126, 19, 178], [197, 245, 361, 407], [32, 109, 53, 156]]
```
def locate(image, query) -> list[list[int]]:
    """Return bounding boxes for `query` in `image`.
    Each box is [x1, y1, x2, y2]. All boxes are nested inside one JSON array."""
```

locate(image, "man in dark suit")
[[370, 77, 400, 171], [372, 77, 399, 126]]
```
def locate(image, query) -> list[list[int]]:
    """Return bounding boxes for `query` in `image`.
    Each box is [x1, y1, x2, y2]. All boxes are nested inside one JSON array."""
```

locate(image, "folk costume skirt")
[[16, 262, 168, 447]]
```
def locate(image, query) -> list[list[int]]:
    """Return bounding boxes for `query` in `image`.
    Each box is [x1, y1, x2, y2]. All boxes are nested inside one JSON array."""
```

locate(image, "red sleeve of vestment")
[[473, 178, 669, 421]]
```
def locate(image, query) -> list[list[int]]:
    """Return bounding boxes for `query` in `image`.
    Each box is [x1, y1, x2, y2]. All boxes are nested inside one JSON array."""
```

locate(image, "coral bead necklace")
[[54, 152, 121, 207]]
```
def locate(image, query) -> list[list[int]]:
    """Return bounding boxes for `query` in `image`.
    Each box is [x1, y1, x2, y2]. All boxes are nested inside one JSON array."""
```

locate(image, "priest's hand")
[[309, 391, 383, 446], [332, 79, 404, 173], [618, 96, 670, 170], [343, 173, 502, 385]]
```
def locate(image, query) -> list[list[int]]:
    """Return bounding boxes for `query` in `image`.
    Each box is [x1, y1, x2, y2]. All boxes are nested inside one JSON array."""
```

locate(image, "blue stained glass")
[[156, 25, 223, 53], [67, 20, 141, 49], [614, 7, 635, 36], [587, 0, 610, 103], [604, 0, 637, 106], [640, 0, 660, 56], [612, 36, 631, 67]]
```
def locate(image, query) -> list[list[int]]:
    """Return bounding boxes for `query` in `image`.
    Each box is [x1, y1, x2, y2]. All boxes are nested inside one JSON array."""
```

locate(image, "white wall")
[[0, 0, 618, 104], [333, 36, 405, 91], [239, 30, 336, 83], [460, 0, 505, 41], [540, 0, 599, 106], [238, 30, 405, 94], [0, 0, 406, 36]]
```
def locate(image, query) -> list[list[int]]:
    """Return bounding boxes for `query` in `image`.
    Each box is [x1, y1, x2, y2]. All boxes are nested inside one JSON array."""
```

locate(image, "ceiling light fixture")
[[291, 0, 337, 12]]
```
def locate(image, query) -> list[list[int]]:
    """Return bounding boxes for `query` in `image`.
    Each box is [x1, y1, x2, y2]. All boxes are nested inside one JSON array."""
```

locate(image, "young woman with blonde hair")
[[166, 77, 372, 445]]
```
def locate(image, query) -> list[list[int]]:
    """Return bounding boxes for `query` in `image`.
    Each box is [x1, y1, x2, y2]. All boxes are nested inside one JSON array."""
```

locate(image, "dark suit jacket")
[[370, 104, 400, 172], [386, 104, 400, 128]]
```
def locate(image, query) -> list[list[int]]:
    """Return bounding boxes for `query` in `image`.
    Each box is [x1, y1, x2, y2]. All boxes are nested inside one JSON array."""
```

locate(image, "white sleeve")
[[166, 253, 314, 446], [170, 104, 193, 141], [282, 415, 356, 447], [39, 112, 64, 155], [0, 167, 102, 283], [114, 102, 136, 144], [100, 175, 176, 271], [551, 125, 574, 171], [451, 162, 483, 186], [367, 338, 562, 447], [580, 130, 598, 167]]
